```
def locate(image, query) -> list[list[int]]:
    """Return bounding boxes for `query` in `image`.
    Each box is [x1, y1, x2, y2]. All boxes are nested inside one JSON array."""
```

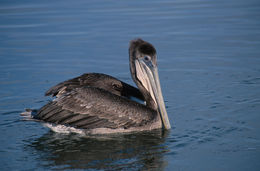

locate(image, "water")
[[0, 0, 260, 170]]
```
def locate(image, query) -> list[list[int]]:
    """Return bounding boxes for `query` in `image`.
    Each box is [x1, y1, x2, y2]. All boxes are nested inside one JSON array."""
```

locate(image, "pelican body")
[[29, 39, 171, 134]]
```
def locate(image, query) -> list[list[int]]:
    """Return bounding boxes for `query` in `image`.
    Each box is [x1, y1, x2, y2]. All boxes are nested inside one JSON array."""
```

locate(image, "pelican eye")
[[144, 56, 151, 61]]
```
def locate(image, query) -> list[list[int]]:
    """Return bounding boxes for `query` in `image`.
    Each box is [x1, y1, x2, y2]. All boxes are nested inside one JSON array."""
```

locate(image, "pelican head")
[[129, 39, 171, 129]]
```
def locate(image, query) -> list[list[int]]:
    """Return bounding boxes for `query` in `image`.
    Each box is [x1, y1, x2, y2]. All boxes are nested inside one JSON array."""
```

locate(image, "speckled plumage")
[[37, 86, 157, 129], [45, 73, 144, 100]]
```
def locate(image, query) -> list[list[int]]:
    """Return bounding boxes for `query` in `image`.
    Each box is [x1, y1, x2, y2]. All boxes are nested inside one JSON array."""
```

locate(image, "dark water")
[[1, 0, 260, 170]]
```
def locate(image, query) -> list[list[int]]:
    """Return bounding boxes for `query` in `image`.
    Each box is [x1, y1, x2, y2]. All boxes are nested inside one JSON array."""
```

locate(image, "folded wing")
[[37, 86, 155, 129], [45, 73, 144, 101]]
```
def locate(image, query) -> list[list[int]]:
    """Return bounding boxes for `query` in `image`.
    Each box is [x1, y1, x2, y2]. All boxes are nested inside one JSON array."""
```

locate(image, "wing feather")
[[45, 73, 144, 101], [36, 86, 156, 129]]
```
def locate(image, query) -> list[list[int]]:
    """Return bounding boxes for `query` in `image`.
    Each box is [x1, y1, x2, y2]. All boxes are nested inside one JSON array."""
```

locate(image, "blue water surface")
[[0, 0, 260, 170]]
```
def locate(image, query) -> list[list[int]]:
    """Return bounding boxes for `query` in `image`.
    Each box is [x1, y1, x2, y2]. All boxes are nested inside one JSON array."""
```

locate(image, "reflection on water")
[[25, 130, 169, 170]]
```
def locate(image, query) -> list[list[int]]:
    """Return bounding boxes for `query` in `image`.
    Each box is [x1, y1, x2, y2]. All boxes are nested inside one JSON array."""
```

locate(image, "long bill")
[[135, 58, 171, 129]]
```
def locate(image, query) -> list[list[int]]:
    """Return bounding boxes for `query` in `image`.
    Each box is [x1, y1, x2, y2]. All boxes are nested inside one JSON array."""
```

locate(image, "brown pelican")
[[27, 39, 171, 134]]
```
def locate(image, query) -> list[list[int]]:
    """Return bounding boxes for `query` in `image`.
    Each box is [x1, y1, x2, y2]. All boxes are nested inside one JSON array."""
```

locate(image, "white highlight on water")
[[44, 123, 85, 134]]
